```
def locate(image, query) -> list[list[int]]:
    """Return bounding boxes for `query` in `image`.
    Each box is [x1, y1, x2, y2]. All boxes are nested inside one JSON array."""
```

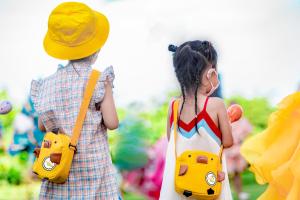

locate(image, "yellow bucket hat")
[[44, 2, 109, 60]]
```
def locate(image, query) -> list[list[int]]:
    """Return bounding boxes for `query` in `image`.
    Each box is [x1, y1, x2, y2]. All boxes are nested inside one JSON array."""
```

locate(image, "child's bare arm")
[[217, 101, 233, 148], [100, 82, 119, 130]]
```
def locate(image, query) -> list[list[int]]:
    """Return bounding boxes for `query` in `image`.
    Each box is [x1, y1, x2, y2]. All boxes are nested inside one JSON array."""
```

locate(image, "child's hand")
[[227, 104, 243, 123], [217, 171, 225, 182]]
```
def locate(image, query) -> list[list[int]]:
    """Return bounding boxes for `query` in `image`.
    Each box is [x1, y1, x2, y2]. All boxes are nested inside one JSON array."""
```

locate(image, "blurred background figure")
[[225, 101, 253, 200], [8, 97, 44, 163]]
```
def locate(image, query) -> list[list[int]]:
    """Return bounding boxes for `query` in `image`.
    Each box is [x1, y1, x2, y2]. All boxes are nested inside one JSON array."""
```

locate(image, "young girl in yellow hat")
[[30, 2, 120, 199]]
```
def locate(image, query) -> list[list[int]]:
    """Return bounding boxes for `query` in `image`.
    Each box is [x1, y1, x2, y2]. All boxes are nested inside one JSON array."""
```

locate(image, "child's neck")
[[183, 92, 207, 104], [185, 87, 207, 99]]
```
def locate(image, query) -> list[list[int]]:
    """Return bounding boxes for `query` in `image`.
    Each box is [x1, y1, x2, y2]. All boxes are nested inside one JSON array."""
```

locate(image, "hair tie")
[[168, 44, 178, 52]]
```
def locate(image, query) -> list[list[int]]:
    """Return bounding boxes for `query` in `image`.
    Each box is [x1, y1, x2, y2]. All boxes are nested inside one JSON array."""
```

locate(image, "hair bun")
[[168, 44, 178, 52]]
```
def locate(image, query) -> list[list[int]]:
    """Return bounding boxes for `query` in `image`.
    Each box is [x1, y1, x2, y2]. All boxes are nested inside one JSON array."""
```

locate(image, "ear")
[[207, 69, 219, 86]]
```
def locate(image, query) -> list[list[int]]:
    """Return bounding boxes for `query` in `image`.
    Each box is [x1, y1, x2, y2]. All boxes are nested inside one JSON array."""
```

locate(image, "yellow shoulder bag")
[[32, 70, 100, 183], [173, 99, 223, 200]]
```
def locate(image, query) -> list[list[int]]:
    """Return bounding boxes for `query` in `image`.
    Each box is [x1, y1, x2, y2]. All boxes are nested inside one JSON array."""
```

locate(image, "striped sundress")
[[159, 97, 232, 200]]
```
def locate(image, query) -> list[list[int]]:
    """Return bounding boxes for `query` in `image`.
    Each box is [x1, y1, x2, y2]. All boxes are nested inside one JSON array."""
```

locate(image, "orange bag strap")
[[70, 70, 101, 150], [219, 145, 223, 163], [173, 99, 180, 158]]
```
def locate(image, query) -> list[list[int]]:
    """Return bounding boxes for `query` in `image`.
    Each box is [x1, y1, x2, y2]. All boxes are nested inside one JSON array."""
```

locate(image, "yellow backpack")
[[173, 99, 223, 200], [32, 70, 100, 183]]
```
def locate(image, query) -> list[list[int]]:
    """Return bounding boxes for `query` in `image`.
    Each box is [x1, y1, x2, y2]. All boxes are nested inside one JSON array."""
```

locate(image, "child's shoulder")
[[209, 96, 224, 103], [207, 97, 226, 109]]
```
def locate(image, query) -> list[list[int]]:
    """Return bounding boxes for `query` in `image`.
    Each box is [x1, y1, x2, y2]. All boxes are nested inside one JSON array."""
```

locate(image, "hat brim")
[[43, 11, 109, 60]]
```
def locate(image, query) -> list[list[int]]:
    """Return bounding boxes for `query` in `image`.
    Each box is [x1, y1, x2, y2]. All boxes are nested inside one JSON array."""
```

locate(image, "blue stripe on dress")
[[171, 119, 221, 145]]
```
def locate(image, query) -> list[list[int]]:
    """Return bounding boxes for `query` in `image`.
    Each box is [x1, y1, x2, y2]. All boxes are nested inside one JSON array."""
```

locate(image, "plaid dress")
[[30, 62, 119, 200]]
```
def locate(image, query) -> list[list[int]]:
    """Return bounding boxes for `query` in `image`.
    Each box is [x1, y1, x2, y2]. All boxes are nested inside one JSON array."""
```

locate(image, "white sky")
[[0, 0, 299, 107]]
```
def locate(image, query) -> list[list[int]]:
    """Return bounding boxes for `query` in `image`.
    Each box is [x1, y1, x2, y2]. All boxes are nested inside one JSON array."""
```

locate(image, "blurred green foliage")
[[138, 92, 179, 144], [0, 153, 28, 185], [0, 182, 40, 200], [232, 170, 267, 200], [111, 115, 149, 171], [7, 167, 22, 185], [139, 101, 169, 145]]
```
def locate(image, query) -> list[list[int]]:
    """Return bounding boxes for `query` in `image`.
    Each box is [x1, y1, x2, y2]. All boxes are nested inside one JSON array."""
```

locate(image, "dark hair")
[[169, 40, 218, 133]]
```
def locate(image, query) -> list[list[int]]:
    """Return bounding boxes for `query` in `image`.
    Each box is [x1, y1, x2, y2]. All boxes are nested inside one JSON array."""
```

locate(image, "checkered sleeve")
[[30, 79, 43, 113], [93, 66, 115, 104]]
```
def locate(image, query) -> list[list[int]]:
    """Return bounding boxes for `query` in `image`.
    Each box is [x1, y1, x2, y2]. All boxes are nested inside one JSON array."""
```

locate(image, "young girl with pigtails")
[[160, 40, 233, 199]]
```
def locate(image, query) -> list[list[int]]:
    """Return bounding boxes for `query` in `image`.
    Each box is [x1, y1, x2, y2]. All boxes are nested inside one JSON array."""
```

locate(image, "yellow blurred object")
[[173, 100, 223, 199], [32, 70, 100, 183], [44, 2, 109, 60], [241, 92, 300, 200]]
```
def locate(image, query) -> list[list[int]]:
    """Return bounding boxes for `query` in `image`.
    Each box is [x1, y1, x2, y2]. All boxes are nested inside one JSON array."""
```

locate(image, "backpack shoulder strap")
[[173, 99, 180, 158], [169, 99, 176, 127], [70, 70, 101, 150]]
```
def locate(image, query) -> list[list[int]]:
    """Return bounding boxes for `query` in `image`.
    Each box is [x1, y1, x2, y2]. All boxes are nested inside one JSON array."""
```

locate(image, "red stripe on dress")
[[169, 99, 222, 142]]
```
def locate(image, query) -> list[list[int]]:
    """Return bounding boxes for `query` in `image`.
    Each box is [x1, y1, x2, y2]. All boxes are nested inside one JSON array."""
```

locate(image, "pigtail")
[[194, 80, 200, 134], [178, 80, 186, 134]]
